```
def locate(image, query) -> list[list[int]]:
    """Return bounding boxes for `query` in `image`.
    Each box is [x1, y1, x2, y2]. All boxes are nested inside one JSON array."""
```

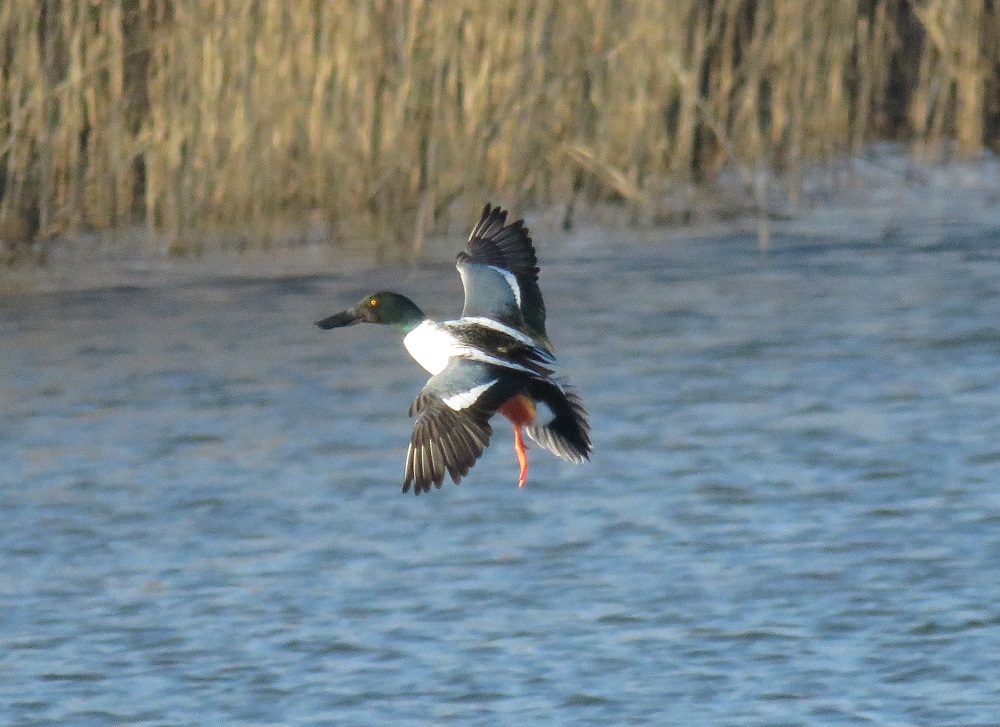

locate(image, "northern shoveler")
[[316, 204, 591, 495]]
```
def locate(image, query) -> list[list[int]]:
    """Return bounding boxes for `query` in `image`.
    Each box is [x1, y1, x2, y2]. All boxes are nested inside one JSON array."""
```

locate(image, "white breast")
[[403, 320, 459, 375]]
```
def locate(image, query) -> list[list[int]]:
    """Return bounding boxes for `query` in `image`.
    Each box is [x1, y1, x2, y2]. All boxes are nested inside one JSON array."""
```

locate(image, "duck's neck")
[[385, 295, 426, 334], [396, 316, 425, 334]]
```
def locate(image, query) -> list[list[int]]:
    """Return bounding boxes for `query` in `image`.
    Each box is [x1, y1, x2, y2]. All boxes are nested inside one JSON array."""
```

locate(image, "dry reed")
[[2, 0, 998, 263]]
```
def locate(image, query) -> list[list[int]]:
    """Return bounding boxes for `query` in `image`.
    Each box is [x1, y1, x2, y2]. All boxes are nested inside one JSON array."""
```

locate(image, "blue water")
[[2, 226, 1000, 725]]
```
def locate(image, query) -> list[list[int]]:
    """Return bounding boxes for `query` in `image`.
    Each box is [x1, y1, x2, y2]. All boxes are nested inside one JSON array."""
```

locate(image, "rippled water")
[[3, 221, 1000, 725]]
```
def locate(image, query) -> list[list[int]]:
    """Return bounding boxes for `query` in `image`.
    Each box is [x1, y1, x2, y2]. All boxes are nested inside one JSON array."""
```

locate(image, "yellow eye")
[[369, 298, 378, 307]]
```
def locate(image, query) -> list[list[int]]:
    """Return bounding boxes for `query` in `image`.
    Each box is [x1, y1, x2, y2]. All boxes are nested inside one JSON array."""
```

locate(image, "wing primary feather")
[[418, 445, 429, 492], [415, 443, 426, 494], [429, 438, 445, 487], [451, 426, 475, 468], [403, 443, 414, 492], [423, 443, 437, 489], [439, 429, 463, 482]]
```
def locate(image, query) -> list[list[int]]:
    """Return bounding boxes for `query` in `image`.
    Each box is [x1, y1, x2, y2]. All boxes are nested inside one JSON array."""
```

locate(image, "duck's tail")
[[523, 378, 591, 463]]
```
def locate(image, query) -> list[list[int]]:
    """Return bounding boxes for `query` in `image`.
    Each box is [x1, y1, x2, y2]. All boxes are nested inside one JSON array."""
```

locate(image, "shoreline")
[[3, 152, 998, 297]]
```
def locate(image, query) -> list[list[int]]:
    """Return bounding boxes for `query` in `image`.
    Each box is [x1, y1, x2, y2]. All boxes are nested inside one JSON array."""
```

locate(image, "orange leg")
[[512, 425, 529, 488], [500, 394, 536, 489]]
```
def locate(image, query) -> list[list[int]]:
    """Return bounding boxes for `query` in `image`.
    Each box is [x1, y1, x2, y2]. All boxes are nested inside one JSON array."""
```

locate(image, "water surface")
[[2, 221, 1000, 725]]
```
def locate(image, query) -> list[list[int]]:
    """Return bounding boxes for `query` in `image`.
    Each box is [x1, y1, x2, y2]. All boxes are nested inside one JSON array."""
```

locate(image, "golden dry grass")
[[2, 0, 998, 262]]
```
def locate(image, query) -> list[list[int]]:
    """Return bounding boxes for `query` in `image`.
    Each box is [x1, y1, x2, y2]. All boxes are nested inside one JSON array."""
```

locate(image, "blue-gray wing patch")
[[456, 260, 522, 328], [457, 204, 550, 349]]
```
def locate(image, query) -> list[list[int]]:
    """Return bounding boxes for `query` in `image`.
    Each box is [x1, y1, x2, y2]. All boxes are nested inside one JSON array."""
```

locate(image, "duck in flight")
[[316, 204, 591, 495]]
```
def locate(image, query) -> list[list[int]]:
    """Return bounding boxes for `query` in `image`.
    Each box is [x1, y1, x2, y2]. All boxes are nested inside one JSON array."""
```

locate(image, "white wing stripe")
[[442, 380, 497, 411], [460, 316, 549, 352], [460, 347, 538, 373], [488, 265, 522, 308]]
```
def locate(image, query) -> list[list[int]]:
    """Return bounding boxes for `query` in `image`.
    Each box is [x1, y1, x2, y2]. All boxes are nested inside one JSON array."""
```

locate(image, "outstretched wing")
[[404, 359, 527, 495], [457, 204, 551, 351]]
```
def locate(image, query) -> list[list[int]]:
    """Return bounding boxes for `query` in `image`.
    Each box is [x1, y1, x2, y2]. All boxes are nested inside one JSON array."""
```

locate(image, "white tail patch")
[[442, 380, 497, 411], [533, 399, 557, 426]]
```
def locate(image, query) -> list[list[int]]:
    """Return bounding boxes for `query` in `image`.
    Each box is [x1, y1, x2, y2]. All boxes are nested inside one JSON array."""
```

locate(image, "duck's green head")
[[315, 291, 425, 333]]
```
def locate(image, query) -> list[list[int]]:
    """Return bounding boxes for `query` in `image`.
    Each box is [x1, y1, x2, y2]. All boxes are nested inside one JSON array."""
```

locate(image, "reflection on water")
[[2, 224, 1000, 725]]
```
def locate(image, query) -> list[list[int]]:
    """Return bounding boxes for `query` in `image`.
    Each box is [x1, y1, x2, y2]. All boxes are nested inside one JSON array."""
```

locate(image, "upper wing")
[[404, 359, 526, 495], [457, 204, 551, 351]]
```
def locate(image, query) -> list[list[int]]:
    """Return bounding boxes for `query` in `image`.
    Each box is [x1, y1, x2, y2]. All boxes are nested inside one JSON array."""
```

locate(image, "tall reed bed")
[[2, 0, 998, 261]]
